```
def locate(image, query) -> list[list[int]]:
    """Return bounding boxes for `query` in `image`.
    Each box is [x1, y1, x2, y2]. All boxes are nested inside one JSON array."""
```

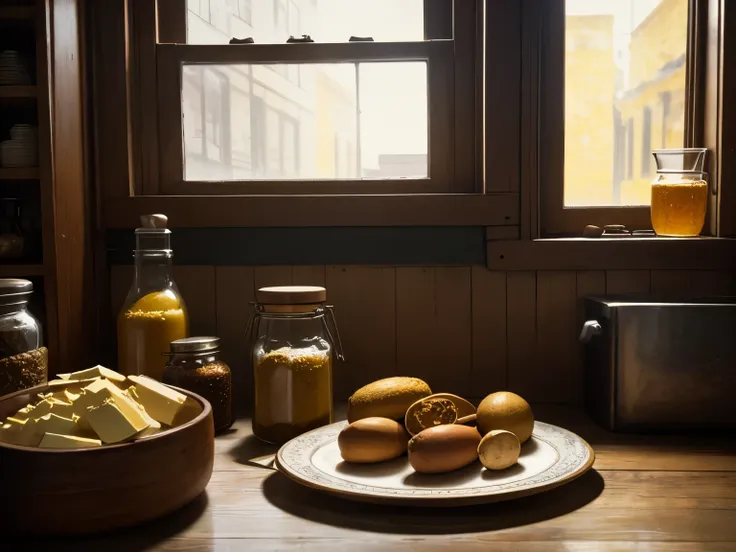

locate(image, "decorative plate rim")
[[275, 420, 596, 507]]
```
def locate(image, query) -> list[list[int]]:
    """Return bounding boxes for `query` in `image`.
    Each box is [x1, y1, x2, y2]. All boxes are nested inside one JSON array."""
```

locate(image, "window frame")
[[140, 0, 485, 195], [93, 0, 524, 228], [156, 41, 457, 195], [537, 0, 708, 237]]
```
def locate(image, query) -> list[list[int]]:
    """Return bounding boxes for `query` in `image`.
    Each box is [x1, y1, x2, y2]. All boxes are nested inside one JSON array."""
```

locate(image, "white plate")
[[276, 420, 595, 506]]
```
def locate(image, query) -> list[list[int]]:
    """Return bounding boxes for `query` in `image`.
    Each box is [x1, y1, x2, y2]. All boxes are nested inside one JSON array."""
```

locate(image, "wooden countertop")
[[22, 406, 736, 551]]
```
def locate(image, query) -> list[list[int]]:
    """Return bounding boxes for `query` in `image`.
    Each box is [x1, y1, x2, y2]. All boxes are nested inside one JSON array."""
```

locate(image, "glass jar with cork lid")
[[249, 286, 344, 445]]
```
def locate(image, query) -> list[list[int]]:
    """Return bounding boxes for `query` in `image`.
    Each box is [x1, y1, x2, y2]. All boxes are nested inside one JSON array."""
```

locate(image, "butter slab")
[[34, 413, 80, 437], [39, 432, 102, 449], [56, 365, 126, 383], [127, 375, 186, 425], [86, 398, 149, 443]]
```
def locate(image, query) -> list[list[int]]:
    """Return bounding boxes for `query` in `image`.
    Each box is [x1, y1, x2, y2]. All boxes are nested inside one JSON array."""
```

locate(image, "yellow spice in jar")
[[117, 290, 188, 380], [253, 345, 333, 445]]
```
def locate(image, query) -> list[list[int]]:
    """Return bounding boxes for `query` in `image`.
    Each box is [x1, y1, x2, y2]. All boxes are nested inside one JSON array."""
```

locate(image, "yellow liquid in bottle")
[[117, 290, 188, 380], [651, 180, 707, 237]]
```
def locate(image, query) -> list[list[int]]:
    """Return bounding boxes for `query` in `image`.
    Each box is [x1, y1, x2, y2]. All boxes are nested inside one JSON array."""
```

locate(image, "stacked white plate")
[[1, 124, 38, 167], [0, 51, 31, 85]]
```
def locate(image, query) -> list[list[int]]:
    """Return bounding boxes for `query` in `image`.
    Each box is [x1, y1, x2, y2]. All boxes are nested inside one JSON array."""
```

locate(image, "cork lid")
[[256, 286, 327, 305]]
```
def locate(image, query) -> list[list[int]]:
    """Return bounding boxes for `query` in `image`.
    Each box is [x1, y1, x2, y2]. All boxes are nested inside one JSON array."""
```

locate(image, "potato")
[[347, 377, 432, 423], [338, 417, 408, 463], [404, 393, 475, 436], [408, 424, 481, 474], [478, 429, 520, 470], [476, 391, 534, 444]]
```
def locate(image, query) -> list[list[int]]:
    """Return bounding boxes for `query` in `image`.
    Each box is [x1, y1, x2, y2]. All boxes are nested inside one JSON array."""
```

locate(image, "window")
[[542, 0, 698, 235], [152, 0, 477, 197], [180, 61, 427, 181]]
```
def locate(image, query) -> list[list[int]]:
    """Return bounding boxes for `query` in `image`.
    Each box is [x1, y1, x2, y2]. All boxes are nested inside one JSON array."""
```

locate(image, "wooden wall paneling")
[[535, 272, 579, 403], [35, 0, 59, 370], [605, 271, 651, 294], [215, 267, 255, 411], [470, 268, 507, 395], [396, 267, 472, 397], [41, 0, 94, 371], [650, 270, 694, 297], [173, 266, 217, 337], [689, 270, 736, 295], [90, 0, 132, 201], [326, 266, 397, 400], [485, 226, 520, 240], [292, 266, 326, 287], [254, 266, 294, 289], [505, 271, 537, 397]]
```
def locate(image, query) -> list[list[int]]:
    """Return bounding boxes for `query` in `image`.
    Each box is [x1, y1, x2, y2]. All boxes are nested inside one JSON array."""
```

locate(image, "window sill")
[[101, 193, 518, 228], [486, 237, 736, 271]]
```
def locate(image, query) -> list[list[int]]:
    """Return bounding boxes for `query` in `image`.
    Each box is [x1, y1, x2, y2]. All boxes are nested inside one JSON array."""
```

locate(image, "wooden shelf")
[[0, 6, 34, 20], [0, 85, 37, 99], [0, 167, 39, 180], [0, 264, 44, 277]]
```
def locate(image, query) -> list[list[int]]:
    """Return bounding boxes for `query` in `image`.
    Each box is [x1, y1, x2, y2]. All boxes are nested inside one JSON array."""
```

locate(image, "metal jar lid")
[[170, 336, 220, 354], [0, 278, 33, 308]]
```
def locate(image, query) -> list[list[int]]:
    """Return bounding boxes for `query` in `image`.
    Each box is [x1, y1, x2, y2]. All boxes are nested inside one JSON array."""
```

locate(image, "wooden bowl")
[[0, 383, 214, 535]]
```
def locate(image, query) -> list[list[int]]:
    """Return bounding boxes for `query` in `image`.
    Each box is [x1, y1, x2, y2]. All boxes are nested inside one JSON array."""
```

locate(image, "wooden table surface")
[[20, 406, 736, 551]]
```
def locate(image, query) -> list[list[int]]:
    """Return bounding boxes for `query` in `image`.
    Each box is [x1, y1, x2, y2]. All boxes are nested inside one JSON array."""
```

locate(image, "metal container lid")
[[256, 286, 326, 305], [0, 278, 33, 308], [170, 336, 220, 354]]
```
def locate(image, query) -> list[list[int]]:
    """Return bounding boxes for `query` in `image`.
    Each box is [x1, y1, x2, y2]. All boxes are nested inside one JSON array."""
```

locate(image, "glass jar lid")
[[0, 278, 33, 308], [170, 336, 220, 354], [135, 213, 172, 252]]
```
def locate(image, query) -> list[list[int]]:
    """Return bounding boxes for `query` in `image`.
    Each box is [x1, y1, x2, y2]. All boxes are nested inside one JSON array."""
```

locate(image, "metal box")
[[581, 296, 736, 431]]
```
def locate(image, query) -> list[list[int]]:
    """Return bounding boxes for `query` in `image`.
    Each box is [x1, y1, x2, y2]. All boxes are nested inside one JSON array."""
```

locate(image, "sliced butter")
[[0, 422, 36, 447], [39, 432, 102, 449], [34, 413, 80, 437], [128, 375, 187, 425], [30, 398, 76, 420], [56, 365, 126, 383], [10, 405, 35, 422], [86, 398, 149, 444]]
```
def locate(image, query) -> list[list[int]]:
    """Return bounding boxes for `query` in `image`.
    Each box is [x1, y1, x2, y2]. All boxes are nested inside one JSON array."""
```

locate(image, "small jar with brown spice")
[[249, 286, 344, 445], [163, 336, 233, 433]]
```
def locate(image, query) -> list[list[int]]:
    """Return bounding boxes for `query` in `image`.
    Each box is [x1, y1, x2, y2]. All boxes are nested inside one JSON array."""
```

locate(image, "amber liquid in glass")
[[650, 180, 707, 237], [118, 290, 188, 380]]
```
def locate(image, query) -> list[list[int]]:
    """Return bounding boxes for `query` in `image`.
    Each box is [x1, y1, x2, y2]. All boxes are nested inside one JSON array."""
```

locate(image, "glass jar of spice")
[[0, 279, 47, 396], [163, 336, 233, 433], [249, 286, 344, 445]]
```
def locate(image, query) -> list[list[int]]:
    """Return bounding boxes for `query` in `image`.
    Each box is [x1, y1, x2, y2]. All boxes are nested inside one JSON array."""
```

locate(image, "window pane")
[[182, 62, 428, 181], [565, 0, 688, 207], [187, 0, 424, 45]]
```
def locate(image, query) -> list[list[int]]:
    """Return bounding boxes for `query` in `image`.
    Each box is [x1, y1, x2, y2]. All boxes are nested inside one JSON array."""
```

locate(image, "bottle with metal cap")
[[163, 336, 233, 433], [0, 278, 47, 396], [248, 285, 344, 445], [117, 214, 189, 380]]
